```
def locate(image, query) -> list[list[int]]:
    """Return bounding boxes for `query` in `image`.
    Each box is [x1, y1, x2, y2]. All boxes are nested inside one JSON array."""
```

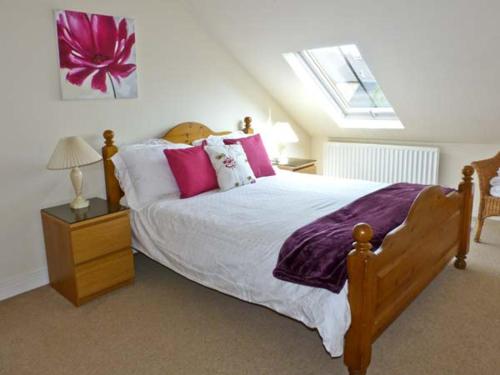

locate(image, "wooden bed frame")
[[101, 117, 474, 375]]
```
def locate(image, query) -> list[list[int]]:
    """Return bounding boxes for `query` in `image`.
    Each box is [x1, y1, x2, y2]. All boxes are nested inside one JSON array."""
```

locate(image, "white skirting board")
[[0, 267, 49, 302]]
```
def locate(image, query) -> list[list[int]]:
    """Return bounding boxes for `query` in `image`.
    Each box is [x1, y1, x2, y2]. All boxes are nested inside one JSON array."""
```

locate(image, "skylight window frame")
[[296, 49, 397, 121]]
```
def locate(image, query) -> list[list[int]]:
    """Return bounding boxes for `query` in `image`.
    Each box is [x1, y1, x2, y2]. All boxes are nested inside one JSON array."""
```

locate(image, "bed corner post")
[[344, 223, 377, 375], [102, 130, 122, 208], [455, 165, 474, 269], [243, 116, 254, 134]]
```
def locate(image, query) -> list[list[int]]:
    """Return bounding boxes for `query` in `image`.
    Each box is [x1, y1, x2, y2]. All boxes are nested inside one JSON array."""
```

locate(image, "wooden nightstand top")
[[42, 198, 128, 225], [276, 157, 317, 174], [277, 157, 316, 169]]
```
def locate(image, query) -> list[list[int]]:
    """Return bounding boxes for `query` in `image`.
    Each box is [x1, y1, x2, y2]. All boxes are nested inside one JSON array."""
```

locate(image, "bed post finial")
[[461, 165, 474, 183], [243, 116, 254, 134], [103, 129, 115, 147], [353, 223, 373, 253], [102, 129, 123, 207], [455, 165, 474, 269]]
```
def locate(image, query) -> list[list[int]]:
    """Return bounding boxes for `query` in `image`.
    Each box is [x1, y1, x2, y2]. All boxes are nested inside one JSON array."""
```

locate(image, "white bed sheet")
[[131, 170, 386, 356]]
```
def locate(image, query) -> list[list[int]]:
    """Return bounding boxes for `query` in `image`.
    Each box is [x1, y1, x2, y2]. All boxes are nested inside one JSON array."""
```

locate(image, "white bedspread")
[[131, 170, 386, 356]]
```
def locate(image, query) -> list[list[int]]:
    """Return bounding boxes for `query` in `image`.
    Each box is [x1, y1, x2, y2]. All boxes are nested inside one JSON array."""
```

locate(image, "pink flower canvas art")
[[55, 10, 138, 99]]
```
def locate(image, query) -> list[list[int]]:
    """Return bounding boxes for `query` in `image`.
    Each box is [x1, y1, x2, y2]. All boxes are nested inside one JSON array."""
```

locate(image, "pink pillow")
[[224, 134, 275, 178], [164, 146, 218, 198]]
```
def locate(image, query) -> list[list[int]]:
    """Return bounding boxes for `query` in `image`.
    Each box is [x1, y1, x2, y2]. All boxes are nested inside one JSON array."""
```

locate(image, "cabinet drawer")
[[71, 215, 131, 264], [296, 165, 317, 174], [75, 249, 134, 300]]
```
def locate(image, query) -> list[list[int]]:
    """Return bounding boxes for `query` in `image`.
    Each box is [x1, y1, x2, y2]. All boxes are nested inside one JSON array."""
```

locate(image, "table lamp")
[[47, 136, 102, 209], [273, 122, 299, 164]]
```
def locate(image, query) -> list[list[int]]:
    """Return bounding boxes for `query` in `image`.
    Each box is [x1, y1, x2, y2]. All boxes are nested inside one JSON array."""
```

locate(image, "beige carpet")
[[1, 221, 500, 375]]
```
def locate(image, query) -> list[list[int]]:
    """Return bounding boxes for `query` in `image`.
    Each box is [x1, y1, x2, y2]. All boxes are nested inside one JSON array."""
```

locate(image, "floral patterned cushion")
[[204, 143, 256, 191]]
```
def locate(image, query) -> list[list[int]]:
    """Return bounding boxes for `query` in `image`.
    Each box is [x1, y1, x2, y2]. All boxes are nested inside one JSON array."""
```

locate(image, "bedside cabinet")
[[41, 198, 134, 306], [277, 158, 317, 174]]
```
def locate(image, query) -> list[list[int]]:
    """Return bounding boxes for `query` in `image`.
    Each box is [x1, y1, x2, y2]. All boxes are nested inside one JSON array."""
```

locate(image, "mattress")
[[130, 170, 386, 356]]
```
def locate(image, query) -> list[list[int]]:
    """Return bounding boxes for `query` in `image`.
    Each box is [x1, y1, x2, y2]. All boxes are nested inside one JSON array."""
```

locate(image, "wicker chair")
[[471, 152, 500, 242]]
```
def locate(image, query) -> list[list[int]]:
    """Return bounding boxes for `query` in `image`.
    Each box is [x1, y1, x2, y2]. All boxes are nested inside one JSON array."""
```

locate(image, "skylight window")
[[284, 44, 403, 129]]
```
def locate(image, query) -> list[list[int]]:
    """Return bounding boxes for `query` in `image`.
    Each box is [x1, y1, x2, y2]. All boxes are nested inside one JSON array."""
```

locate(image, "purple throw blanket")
[[273, 183, 452, 293]]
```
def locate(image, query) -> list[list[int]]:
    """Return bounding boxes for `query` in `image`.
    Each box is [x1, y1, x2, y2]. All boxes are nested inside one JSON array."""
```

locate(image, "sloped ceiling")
[[182, 0, 500, 143]]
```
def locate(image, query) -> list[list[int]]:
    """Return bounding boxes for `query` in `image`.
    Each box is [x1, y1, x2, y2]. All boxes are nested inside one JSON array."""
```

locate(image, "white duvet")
[[131, 170, 386, 356]]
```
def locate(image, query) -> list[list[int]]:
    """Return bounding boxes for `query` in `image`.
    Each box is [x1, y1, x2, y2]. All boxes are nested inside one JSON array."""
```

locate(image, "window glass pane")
[[307, 45, 392, 109], [339, 45, 392, 108], [308, 47, 367, 108], [308, 47, 355, 84]]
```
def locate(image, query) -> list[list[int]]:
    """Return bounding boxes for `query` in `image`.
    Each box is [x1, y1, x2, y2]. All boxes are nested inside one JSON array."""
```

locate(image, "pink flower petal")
[[65, 11, 95, 55], [57, 18, 90, 61], [91, 14, 117, 58], [115, 19, 128, 57], [116, 33, 135, 64], [117, 18, 128, 42], [109, 63, 136, 79], [91, 69, 108, 93], [58, 39, 78, 69], [68, 53, 113, 69], [66, 67, 96, 86]]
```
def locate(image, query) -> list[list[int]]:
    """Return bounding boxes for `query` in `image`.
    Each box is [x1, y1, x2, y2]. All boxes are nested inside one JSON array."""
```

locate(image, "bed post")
[[454, 165, 474, 269], [102, 130, 123, 207], [344, 223, 377, 375], [243, 116, 254, 134]]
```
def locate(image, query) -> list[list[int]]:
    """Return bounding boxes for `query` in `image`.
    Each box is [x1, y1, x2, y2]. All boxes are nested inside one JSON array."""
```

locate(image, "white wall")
[[182, 0, 500, 144], [0, 0, 310, 300], [182, 0, 500, 220], [312, 135, 499, 216]]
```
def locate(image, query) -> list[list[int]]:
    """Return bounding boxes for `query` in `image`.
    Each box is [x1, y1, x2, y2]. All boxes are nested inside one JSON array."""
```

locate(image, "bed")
[[102, 117, 474, 375]]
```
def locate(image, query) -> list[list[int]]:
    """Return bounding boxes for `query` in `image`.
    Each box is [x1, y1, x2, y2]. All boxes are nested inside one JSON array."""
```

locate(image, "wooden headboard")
[[102, 116, 254, 207]]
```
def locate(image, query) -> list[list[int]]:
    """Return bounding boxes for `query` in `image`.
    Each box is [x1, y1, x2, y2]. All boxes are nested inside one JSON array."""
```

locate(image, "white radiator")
[[323, 142, 439, 185]]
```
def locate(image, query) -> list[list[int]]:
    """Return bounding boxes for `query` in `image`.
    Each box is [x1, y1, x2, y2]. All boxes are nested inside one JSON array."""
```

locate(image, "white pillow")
[[121, 138, 178, 150], [192, 130, 247, 147], [204, 143, 256, 191], [111, 142, 191, 209]]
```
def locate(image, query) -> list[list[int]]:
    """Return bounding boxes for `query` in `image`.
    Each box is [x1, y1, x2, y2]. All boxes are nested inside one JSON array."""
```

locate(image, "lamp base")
[[70, 195, 89, 210], [278, 155, 289, 165], [69, 166, 89, 210], [277, 143, 289, 165]]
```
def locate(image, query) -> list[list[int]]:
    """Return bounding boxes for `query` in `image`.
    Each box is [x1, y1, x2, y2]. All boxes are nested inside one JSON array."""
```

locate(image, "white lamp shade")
[[47, 136, 102, 170], [273, 122, 299, 144]]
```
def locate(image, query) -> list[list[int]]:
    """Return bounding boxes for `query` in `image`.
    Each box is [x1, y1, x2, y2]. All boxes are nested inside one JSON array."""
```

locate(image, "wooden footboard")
[[344, 166, 474, 375]]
